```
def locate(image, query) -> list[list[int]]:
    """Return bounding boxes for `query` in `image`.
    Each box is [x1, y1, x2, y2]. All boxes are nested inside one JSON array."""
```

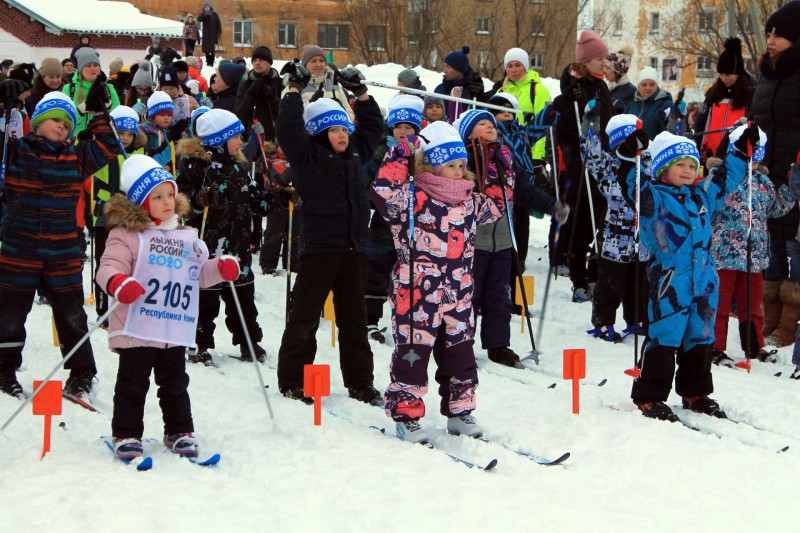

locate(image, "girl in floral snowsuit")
[[370, 121, 511, 443]]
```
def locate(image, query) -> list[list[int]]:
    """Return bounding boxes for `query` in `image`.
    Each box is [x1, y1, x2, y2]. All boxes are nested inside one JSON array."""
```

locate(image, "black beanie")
[[251, 46, 273, 63], [173, 60, 189, 73], [765, 0, 800, 44], [717, 38, 745, 75]]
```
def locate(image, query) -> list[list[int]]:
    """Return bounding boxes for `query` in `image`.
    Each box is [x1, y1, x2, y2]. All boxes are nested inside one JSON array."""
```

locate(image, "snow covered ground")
[[3, 64, 799, 532]]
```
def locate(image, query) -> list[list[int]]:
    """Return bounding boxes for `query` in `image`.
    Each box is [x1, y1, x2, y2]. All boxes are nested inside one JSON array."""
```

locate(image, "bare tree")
[[342, 0, 408, 65]]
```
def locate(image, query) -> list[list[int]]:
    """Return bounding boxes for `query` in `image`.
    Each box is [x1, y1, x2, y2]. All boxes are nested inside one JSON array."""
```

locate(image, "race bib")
[[120, 229, 208, 346]]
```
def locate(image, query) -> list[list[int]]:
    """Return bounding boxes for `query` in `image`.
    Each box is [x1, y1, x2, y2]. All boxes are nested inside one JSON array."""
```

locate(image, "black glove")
[[336, 67, 367, 97], [280, 60, 310, 91], [77, 129, 94, 141], [467, 75, 485, 99], [194, 187, 218, 208], [169, 118, 190, 140], [0, 79, 30, 105], [617, 129, 649, 159], [569, 77, 585, 105], [733, 122, 761, 156], [278, 187, 298, 208], [84, 72, 110, 113], [246, 77, 265, 97]]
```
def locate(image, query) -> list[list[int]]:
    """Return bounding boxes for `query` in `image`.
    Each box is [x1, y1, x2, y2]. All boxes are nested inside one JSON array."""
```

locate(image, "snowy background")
[[2, 64, 799, 532]]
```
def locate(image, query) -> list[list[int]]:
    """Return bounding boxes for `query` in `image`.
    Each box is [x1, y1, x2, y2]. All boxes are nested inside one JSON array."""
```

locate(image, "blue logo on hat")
[[608, 125, 638, 150], [652, 141, 700, 178], [114, 116, 139, 134], [202, 120, 245, 148], [387, 108, 422, 130], [127, 166, 176, 205], [304, 109, 355, 136], [424, 141, 468, 167]]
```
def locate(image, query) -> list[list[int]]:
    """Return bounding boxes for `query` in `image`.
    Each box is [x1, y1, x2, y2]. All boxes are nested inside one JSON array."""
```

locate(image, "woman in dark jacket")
[[197, 2, 222, 68], [749, 0, 800, 348], [274, 69, 384, 405], [554, 29, 612, 302]]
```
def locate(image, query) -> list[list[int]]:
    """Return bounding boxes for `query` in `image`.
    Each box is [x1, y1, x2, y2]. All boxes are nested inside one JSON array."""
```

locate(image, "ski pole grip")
[[747, 120, 754, 158], [635, 119, 643, 155]]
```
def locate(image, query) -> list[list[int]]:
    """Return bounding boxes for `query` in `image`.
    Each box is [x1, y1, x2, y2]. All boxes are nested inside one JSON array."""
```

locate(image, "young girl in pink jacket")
[[96, 154, 239, 461]]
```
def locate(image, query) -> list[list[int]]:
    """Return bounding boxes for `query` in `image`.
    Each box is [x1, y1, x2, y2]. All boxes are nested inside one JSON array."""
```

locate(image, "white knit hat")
[[419, 121, 467, 167], [146, 91, 174, 118], [728, 124, 767, 162], [503, 47, 529, 70], [303, 98, 354, 136], [195, 109, 245, 147], [30, 92, 78, 136], [120, 154, 177, 205], [637, 67, 659, 85], [453, 109, 496, 141], [646, 131, 700, 179], [386, 94, 424, 130], [605, 114, 639, 150], [489, 93, 519, 110], [110, 105, 140, 134]]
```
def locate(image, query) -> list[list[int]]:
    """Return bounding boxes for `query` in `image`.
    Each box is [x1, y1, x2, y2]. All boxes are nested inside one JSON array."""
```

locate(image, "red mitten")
[[218, 255, 241, 281], [108, 274, 145, 304]]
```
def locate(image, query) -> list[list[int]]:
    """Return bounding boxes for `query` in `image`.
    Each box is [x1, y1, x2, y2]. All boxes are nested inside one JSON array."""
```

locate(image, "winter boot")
[[791, 365, 800, 380], [0, 370, 24, 398], [163, 433, 199, 458], [239, 343, 267, 363], [637, 401, 679, 423], [64, 368, 96, 397], [113, 437, 143, 460], [367, 325, 387, 344], [711, 350, 735, 368], [682, 395, 727, 419], [347, 384, 383, 407], [587, 325, 622, 343], [395, 419, 430, 444], [753, 348, 778, 364], [487, 346, 522, 368], [572, 286, 591, 303], [761, 280, 782, 338], [280, 386, 313, 405], [186, 347, 215, 366], [446, 414, 484, 438], [768, 280, 800, 347]]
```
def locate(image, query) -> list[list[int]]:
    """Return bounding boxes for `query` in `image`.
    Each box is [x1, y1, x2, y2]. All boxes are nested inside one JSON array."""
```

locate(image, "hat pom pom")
[[723, 37, 742, 54], [139, 60, 151, 72], [462, 45, 470, 55]]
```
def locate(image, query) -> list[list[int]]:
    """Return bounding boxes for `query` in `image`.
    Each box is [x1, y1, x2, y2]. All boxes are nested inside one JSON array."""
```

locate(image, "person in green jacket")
[[63, 47, 120, 136]]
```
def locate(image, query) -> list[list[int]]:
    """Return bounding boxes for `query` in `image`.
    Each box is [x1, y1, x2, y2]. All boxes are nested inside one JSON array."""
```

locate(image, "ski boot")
[[791, 365, 800, 380], [572, 286, 591, 303], [682, 395, 727, 419], [164, 433, 199, 459], [446, 414, 483, 438], [711, 350, 735, 368], [751, 348, 778, 364], [396, 419, 430, 445], [348, 385, 383, 407], [280, 386, 313, 405], [64, 368, 96, 397], [239, 343, 268, 363], [487, 346, 523, 368], [637, 401, 679, 423], [0, 370, 24, 399], [586, 325, 622, 343], [187, 348, 215, 366], [367, 325, 387, 344], [113, 437, 143, 460]]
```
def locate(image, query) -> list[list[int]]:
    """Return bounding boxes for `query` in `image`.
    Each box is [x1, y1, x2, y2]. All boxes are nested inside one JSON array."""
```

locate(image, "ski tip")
[[135, 457, 154, 470], [544, 452, 571, 466], [189, 453, 221, 466], [778, 446, 790, 454], [597, 378, 608, 387], [548, 383, 557, 389], [774, 372, 783, 377], [483, 458, 499, 471]]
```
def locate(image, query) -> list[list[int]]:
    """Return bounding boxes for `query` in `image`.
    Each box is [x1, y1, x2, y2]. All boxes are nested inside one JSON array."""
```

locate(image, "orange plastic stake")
[[303, 365, 330, 426], [32, 380, 62, 459], [562, 349, 586, 414], [323, 292, 336, 347]]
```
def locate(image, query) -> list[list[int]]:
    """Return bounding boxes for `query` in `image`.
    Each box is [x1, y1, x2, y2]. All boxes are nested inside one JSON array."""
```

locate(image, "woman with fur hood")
[[97, 154, 239, 461], [176, 109, 275, 366], [280, 45, 354, 120]]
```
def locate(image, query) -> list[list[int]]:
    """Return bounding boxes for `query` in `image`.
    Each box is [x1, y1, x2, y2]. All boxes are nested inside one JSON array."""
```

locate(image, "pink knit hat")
[[575, 30, 609, 64]]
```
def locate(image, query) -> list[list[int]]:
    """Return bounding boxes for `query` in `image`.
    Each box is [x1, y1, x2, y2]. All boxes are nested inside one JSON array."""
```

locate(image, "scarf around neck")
[[413, 171, 474, 205], [148, 214, 180, 230]]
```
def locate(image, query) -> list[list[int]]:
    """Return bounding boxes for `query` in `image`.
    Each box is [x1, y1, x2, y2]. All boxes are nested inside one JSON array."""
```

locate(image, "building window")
[[698, 10, 714, 32], [233, 20, 253, 47], [614, 12, 623, 35], [367, 25, 386, 51], [476, 50, 489, 71], [318, 24, 348, 49], [697, 56, 714, 77], [649, 57, 659, 69], [531, 16, 544, 36], [650, 12, 659, 34], [278, 22, 297, 48], [531, 52, 545, 69], [476, 17, 490, 34]]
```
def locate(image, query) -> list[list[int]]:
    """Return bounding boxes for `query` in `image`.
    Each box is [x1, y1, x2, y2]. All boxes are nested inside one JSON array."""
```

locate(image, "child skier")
[[96, 154, 240, 460], [141, 91, 190, 173], [454, 108, 565, 367], [0, 88, 121, 399], [370, 121, 511, 443], [177, 109, 273, 366], [616, 125, 760, 421], [91, 105, 148, 321], [258, 141, 300, 276], [710, 126, 800, 365], [423, 95, 446, 123], [585, 114, 650, 342]]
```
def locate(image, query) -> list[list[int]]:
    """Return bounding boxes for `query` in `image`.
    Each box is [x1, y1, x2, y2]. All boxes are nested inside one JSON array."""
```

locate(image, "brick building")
[[125, 0, 578, 79], [1, 0, 182, 67]]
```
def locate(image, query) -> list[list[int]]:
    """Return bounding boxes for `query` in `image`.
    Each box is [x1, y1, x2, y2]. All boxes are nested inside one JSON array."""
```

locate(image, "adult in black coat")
[[69, 33, 92, 64], [274, 73, 384, 405], [749, 0, 800, 347], [197, 2, 222, 67], [233, 46, 282, 142], [434, 46, 488, 123]]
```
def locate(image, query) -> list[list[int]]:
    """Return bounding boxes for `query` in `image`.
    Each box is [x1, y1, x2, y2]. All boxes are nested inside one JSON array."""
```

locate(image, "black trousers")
[[195, 281, 262, 350], [259, 208, 301, 271], [277, 252, 374, 390], [92, 226, 110, 316], [592, 257, 649, 328], [205, 52, 216, 68], [631, 344, 714, 403], [112, 346, 193, 439]]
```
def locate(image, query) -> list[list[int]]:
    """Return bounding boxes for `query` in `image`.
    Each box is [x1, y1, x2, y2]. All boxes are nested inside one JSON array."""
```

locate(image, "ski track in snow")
[[2, 64, 799, 531]]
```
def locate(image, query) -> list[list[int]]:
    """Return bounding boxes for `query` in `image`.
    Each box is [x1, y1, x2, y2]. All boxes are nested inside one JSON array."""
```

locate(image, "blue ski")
[[101, 437, 153, 471]]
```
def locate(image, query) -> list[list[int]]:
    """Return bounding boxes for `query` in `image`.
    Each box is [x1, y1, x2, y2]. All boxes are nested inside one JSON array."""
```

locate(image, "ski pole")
[[1, 103, 12, 189], [737, 124, 755, 372], [689, 125, 735, 138], [100, 107, 129, 161], [228, 280, 275, 418], [626, 120, 644, 379], [285, 199, 294, 326], [1, 301, 121, 433], [405, 151, 424, 358], [581, 102, 598, 251], [549, 126, 560, 203]]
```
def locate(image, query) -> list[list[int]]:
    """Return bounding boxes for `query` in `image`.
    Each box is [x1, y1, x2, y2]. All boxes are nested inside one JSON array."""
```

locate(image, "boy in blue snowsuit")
[[616, 125, 761, 421]]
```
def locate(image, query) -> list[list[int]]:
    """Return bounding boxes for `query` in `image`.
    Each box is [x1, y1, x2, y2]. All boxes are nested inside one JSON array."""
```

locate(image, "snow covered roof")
[[7, 0, 183, 38]]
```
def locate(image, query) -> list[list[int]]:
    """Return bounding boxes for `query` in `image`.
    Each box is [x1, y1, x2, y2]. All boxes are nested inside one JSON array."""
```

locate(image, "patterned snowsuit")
[[618, 150, 745, 402], [370, 148, 509, 421]]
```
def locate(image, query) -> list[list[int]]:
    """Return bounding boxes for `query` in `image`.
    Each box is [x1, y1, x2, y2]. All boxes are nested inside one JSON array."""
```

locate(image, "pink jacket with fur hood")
[[96, 193, 225, 350]]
